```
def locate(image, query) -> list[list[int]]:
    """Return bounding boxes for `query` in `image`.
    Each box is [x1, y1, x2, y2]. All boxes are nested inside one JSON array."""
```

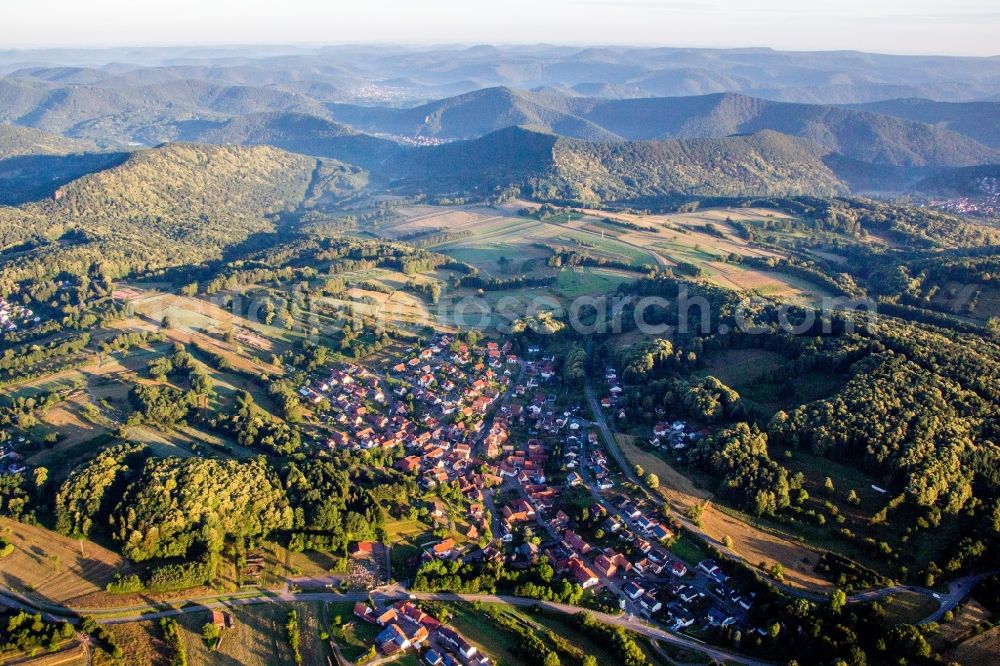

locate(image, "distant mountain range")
[[326, 87, 1000, 168], [0, 47, 997, 208], [3, 45, 1000, 104]]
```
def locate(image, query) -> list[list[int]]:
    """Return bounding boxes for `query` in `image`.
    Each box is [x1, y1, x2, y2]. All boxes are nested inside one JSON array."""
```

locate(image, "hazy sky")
[[1, 0, 998, 56]]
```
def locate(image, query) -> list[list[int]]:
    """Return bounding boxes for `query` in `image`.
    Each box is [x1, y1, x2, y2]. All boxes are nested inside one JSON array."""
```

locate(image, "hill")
[[186, 111, 405, 169], [392, 127, 849, 202], [0, 143, 323, 280], [327, 86, 621, 142], [0, 123, 98, 158], [913, 164, 1000, 196], [846, 98, 1000, 149], [327, 88, 1000, 168], [542, 129, 849, 201], [0, 125, 124, 205]]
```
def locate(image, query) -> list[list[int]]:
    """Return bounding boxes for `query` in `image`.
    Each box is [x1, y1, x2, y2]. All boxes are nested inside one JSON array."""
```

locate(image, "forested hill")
[[185, 111, 406, 169], [326, 86, 622, 142], [0, 143, 323, 283], [326, 87, 1000, 168], [390, 127, 849, 201], [0, 123, 98, 158], [846, 98, 1000, 149]]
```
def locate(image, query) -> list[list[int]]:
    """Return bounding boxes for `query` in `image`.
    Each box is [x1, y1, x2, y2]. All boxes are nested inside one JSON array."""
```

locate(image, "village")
[[0, 296, 41, 333], [287, 334, 766, 663]]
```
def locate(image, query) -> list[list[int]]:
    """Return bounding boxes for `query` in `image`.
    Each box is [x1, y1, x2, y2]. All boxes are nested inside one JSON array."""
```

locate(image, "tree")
[[830, 588, 847, 614], [988, 317, 1000, 340], [201, 622, 221, 647], [824, 477, 835, 493], [634, 465, 645, 478], [645, 473, 659, 489], [32, 467, 48, 491]]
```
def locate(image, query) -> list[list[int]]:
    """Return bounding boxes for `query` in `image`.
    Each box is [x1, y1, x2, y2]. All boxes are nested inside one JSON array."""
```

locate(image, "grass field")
[[554, 266, 638, 299], [443, 601, 704, 666], [93, 622, 166, 666], [614, 435, 832, 591], [880, 590, 940, 625], [943, 625, 1000, 666], [328, 600, 380, 661], [384, 517, 451, 581], [175, 601, 329, 666], [0, 518, 125, 605]]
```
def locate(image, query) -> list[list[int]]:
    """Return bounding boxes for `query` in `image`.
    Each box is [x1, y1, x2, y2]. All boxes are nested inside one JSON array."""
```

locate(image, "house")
[[623, 580, 645, 600], [376, 608, 399, 626], [635, 558, 662, 575], [429, 538, 456, 559], [707, 607, 735, 627], [354, 602, 377, 623], [437, 627, 477, 660], [640, 592, 662, 613], [698, 560, 722, 578], [670, 560, 688, 577], [568, 557, 600, 589], [424, 648, 443, 665], [375, 624, 410, 654], [397, 456, 422, 473], [210, 610, 233, 630], [563, 530, 592, 554], [592, 553, 617, 578], [565, 471, 583, 487], [351, 541, 376, 557], [648, 523, 673, 541], [667, 603, 696, 628]]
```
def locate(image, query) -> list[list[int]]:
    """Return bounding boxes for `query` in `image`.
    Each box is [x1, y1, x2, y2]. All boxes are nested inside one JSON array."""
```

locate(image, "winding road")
[[580, 348, 992, 621]]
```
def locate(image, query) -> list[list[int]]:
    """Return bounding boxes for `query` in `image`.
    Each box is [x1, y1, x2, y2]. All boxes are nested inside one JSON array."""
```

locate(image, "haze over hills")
[[0, 44, 995, 209], [3, 45, 1000, 103], [845, 98, 1000, 149], [326, 87, 1000, 167]]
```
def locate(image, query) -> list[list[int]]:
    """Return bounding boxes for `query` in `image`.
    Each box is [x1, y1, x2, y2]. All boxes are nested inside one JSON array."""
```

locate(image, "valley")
[[0, 40, 997, 666]]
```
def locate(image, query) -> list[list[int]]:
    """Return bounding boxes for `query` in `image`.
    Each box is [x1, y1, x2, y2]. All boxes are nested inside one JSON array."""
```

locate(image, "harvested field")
[[615, 435, 831, 591], [0, 518, 125, 605], [944, 626, 1000, 666]]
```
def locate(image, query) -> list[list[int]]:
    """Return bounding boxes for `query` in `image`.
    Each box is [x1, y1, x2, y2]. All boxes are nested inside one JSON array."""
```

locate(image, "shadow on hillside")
[[0, 152, 130, 205]]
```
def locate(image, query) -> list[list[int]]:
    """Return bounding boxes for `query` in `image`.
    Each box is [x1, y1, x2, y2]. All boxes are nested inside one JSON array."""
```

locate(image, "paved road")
[[0, 585, 770, 665], [580, 352, 989, 620], [406, 591, 773, 666]]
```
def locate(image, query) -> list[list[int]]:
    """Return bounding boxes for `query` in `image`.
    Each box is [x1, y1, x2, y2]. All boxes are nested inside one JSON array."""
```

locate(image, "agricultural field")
[[0, 518, 125, 605], [943, 626, 1000, 666], [444, 602, 693, 666], [614, 435, 833, 591], [175, 601, 329, 666], [93, 622, 167, 666]]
